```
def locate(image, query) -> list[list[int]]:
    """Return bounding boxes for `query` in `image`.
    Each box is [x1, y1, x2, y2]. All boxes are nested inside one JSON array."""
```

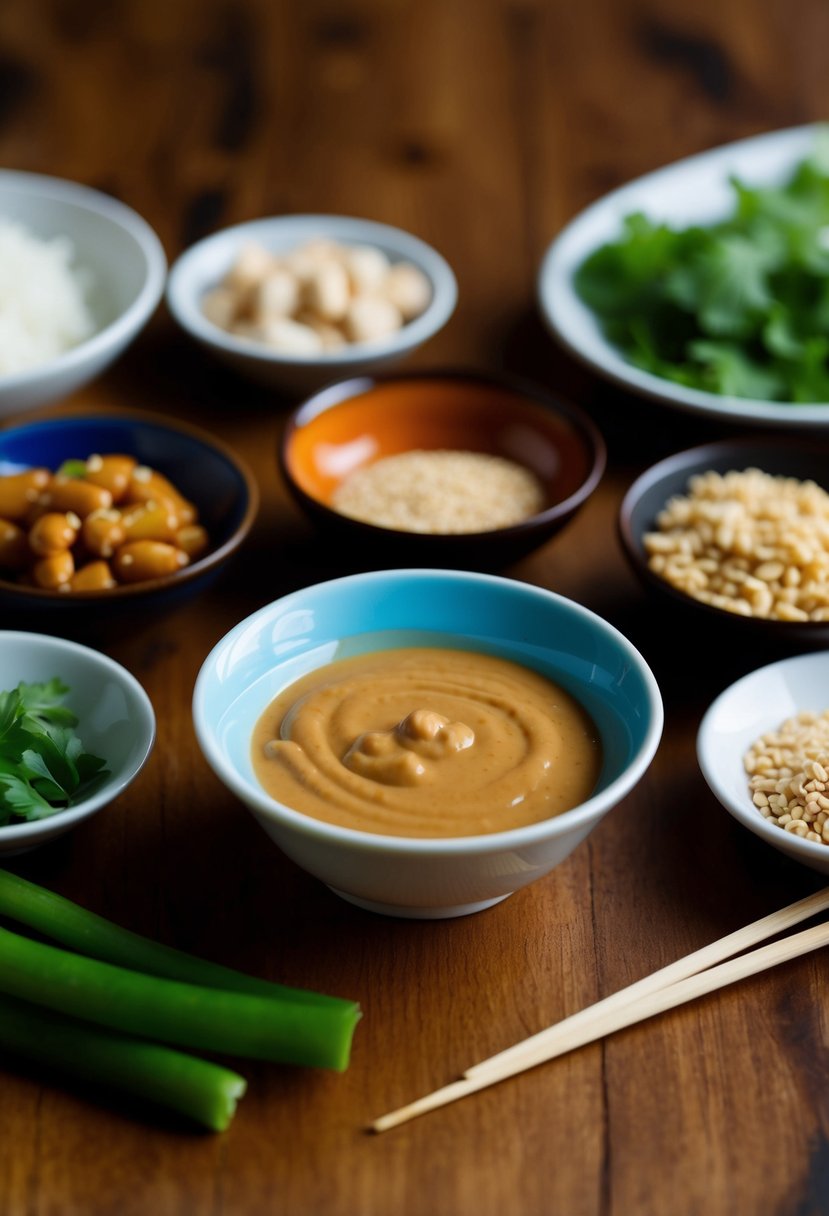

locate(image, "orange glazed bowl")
[[279, 372, 606, 568]]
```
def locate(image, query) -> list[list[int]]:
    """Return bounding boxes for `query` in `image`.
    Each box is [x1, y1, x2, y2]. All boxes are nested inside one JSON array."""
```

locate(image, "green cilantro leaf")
[[56, 459, 89, 479], [0, 773, 57, 821], [0, 679, 110, 823], [17, 678, 77, 728], [574, 128, 829, 403]]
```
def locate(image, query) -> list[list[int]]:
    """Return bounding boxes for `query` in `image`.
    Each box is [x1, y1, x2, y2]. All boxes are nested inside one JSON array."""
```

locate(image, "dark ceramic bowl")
[[279, 371, 606, 569], [619, 437, 829, 642], [0, 410, 258, 636]]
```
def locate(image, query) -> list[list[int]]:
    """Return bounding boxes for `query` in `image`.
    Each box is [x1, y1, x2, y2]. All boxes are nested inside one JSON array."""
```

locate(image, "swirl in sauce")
[[251, 648, 601, 838]]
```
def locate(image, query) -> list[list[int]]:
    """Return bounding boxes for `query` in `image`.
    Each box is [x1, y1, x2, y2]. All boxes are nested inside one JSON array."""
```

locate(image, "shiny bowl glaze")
[[0, 410, 259, 635], [619, 436, 829, 643], [0, 631, 155, 854], [193, 568, 663, 919], [0, 170, 166, 418], [698, 649, 829, 876], [166, 213, 457, 396], [280, 371, 606, 569]]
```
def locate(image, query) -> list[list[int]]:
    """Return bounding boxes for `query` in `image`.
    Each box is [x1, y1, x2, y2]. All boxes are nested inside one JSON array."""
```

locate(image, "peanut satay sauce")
[[251, 647, 601, 838]]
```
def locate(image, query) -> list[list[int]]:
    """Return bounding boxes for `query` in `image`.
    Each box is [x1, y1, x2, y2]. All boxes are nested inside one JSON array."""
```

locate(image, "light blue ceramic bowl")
[[193, 570, 663, 918]]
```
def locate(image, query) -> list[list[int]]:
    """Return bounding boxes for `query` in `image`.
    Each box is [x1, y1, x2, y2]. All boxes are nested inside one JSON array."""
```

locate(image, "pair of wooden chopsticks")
[[371, 886, 829, 1133]]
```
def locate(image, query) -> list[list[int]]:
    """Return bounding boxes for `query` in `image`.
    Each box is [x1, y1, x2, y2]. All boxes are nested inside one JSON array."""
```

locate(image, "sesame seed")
[[330, 450, 545, 534]]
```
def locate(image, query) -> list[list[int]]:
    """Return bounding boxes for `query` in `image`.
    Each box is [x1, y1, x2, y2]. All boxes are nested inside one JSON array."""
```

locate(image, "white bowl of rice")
[[0, 171, 166, 418]]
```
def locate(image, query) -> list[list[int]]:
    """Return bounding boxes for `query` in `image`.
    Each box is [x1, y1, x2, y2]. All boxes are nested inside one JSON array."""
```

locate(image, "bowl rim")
[[192, 567, 664, 854], [696, 648, 829, 863], [279, 367, 608, 541], [536, 122, 829, 426], [0, 629, 156, 842], [0, 169, 167, 391], [0, 407, 260, 601], [165, 212, 458, 366], [618, 434, 829, 635]]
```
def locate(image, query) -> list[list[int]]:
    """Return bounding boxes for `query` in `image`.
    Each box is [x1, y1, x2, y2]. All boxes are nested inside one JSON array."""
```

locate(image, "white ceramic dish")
[[0, 632, 155, 853], [0, 171, 166, 418], [538, 123, 829, 428], [193, 569, 663, 920], [698, 650, 829, 875], [166, 214, 457, 396]]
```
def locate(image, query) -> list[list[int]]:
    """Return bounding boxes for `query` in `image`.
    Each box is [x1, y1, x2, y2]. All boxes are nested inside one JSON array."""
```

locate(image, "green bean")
[[0, 869, 344, 1007], [0, 924, 360, 1071], [0, 992, 246, 1132]]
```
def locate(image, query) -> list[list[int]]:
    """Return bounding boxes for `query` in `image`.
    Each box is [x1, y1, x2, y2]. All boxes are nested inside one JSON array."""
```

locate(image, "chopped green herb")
[[55, 459, 89, 479], [0, 679, 110, 824], [574, 129, 829, 402]]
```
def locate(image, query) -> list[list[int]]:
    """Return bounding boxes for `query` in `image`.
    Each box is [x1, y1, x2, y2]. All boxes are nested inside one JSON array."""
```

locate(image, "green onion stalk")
[[0, 920, 360, 1070], [0, 992, 246, 1132], [0, 870, 362, 1130], [0, 869, 344, 1006]]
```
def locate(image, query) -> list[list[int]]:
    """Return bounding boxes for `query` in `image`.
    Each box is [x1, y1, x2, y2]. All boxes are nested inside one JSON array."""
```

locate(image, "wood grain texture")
[[1, 0, 829, 1213]]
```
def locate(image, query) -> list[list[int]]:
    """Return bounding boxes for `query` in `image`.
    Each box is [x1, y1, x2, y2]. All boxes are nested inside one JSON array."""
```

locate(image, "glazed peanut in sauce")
[[251, 647, 601, 838]]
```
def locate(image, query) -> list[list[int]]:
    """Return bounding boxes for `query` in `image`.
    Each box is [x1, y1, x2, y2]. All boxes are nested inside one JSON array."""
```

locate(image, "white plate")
[[697, 651, 829, 875], [537, 124, 829, 428]]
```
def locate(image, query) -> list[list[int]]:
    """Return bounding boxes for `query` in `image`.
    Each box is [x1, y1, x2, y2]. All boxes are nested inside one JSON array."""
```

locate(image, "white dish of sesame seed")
[[698, 651, 829, 875]]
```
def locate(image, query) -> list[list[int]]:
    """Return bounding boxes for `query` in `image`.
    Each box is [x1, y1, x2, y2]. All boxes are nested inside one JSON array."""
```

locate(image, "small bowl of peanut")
[[698, 649, 829, 875], [165, 215, 457, 396], [619, 437, 829, 642], [0, 410, 258, 634]]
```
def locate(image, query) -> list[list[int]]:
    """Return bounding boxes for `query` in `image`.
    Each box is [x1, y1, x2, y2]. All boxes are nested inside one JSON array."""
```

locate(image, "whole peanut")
[[32, 550, 75, 589], [206, 238, 432, 355], [0, 455, 209, 593], [29, 512, 80, 557], [82, 454, 137, 502], [127, 468, 197, 525], [69, 560, 117, 592], [82, 510, 127, 558], [0, 470, 50, 520], [43, 476, 113, 519], [0, 519, 29, 570], [113, 540, 189, 583]]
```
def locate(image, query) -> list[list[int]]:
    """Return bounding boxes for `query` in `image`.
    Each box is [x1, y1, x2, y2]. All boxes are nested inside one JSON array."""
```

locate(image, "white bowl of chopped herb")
[[538, 123, 829, 427], [0, 632, 155, 853]]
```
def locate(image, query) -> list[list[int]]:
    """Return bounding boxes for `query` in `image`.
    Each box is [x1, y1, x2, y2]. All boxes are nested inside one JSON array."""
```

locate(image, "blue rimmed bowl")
[[0, 410, 258, 636], [193, 569, 663, 919]]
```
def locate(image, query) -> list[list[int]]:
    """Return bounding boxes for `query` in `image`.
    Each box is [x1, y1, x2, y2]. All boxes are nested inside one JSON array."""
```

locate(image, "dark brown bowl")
[[0, 409, 259, 638], [279, 370, 606, 569], [619, 436, 829, 643]]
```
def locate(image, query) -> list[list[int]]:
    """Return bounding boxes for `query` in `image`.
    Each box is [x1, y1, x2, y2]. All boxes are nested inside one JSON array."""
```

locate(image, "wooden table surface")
[[2, 1, 829, 1213]]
